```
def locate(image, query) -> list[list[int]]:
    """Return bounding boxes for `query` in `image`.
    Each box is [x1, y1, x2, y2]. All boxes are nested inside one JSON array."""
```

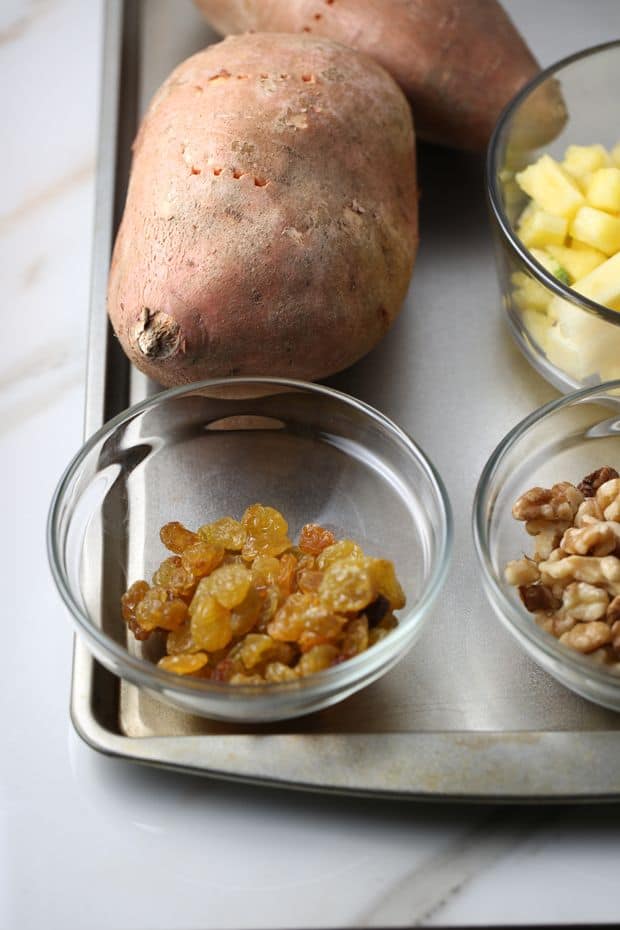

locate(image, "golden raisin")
[[297, 569, 324, 594], [229, 672, 265, 685], [157, 652, 208, 675], [251, 555, 282, 587], [121, 580, 149, 622], [190, 593, 232, 651], [295, 551, 316, 572], [316, 540, 364, 571], [243, 535, 292, 561], [166, 621, 201, 655], [296, 644, 339, 676], [237, 634, 296, 670], [152, 556, 195, 598], [159, 521, 199, 553], [364, 594, 390, 627], [211, 653, 244, 682], [264, 662, 298, 682], [122, 580, 152, 640], [277, 552, 298, 599], [370, 559, 406, 610], [198, 516, 247, 551], [268, 592, 335, 642], [241, 504, 292, 560], [230, 585, 264, 637], [319, 558, 376, 613], [368, 612, 398, 646], [135, 587, 188, 632], [243, 503, 288, 538], [255, 586, 280, 632], [298, 619, 344, 652], [299, 523, 337, 555], [180, 542, 225, 579], [339, 615, 369, 659], [203, 563, 252, 608]]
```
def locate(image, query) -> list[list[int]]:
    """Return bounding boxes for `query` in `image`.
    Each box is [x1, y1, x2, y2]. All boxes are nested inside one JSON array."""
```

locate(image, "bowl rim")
[[486, 38, 620, 328], [473, 379, 620, 690], [48, 376, 453, 704]]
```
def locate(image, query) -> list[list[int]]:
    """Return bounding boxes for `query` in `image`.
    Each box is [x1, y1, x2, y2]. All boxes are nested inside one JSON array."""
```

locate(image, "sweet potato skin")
[[194, 0, 563, 152], [108, 33, 418, 385]]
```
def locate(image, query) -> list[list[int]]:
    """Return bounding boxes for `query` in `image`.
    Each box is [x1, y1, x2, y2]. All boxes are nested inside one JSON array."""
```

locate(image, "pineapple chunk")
[[516, 155, 584, 219], [572, 251, 620, 310], [570, 206, 620, 256], [517, 208, 567, 248], [612, 142, 620, 168], [585, 167, 620, 213], [563, 144, 610, 181], [546, 243, 606, 281], [502, 177, 525, 211], [529, 248, 570, 283], [546, 291, 620, 382], [512, 273, 552, 313], [544, 299, 588, 379], [522, 308, 551, 350]]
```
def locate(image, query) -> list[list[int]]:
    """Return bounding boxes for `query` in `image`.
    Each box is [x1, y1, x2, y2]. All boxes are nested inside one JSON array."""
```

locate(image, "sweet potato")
[[194, 0, 566, 152], [108, 34, 417, 385]]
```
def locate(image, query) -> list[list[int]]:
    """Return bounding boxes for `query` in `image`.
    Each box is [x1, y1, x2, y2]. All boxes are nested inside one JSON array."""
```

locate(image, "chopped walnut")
[[538, 554, 620, 593], [512, 482, 583, 523], [559, 621, 612, 653], [534, 612, 554, 635], [504, 557, 540, 586], [574, 498, 604, 526], [588, 647, 616, 666], [578, 466, 619, 498], [607, 595, 620, 626], [597, 478, 620, 522], [519, 583, 560, 613], [524, 520, 571, 561], [562, 582, 609, 621], [535, 611, 576, 637], [552, 613, 579, 636], [561, 523, 617, 557]]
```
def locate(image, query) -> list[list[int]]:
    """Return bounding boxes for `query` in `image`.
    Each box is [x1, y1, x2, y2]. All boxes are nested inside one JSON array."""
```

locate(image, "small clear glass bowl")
[[48, 378, 452, 722], [487, 41, 620, 393], [474, 381, 620, 712]]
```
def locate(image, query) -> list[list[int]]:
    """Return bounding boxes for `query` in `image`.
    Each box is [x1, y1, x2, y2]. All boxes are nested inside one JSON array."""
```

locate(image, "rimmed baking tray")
[[71, 0, 620, 800]]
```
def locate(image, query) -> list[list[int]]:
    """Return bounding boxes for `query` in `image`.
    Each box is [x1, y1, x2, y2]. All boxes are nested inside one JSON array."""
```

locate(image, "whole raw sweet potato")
[[194, 0, 566, 152], [108, 33, 418, 385]]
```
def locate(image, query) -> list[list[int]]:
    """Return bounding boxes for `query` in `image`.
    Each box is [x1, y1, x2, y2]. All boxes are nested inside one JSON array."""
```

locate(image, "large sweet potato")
[[108, 33, 418, 385], [194, 0, 565, 152]]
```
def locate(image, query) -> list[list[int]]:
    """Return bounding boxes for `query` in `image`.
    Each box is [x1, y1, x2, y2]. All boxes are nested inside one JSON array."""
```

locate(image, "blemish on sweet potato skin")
[[134, 308, 183, 360], [108, 33, 418, 385]]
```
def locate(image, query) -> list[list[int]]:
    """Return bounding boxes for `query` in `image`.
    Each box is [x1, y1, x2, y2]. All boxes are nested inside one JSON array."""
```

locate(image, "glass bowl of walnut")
[[474, 381, 620, 711], [48, 378, 451, 722]]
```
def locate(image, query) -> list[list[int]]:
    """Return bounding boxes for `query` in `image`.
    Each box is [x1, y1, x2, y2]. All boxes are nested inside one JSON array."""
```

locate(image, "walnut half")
[[512, 482, 583, 523]]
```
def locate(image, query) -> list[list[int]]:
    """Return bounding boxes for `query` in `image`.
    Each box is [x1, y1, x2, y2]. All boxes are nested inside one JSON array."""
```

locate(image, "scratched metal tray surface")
[[71, 0, 620, 800]]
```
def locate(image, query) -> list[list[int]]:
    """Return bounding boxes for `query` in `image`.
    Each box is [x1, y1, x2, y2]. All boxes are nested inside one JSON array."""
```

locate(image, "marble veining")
[[358, 808, 558, 926], [0, 0, 58, 46], [0, 159, 94, 233]]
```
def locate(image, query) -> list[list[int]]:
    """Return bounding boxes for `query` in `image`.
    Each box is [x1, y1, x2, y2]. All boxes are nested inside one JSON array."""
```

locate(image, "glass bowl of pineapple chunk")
[[488, 40, 620, 392]]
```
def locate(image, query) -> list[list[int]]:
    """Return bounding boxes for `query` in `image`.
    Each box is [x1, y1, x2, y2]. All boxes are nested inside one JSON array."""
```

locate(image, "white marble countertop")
[[2, 2, 620, 928]]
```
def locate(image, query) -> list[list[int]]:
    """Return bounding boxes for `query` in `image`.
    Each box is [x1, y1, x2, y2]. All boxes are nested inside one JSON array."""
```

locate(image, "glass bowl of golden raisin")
[[48, 378, 451, 722], [474, 380, 620, 712]]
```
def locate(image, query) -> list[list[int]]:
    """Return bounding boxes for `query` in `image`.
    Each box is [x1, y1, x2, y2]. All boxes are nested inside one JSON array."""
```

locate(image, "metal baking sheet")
[[71, 0, 620, 800]]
